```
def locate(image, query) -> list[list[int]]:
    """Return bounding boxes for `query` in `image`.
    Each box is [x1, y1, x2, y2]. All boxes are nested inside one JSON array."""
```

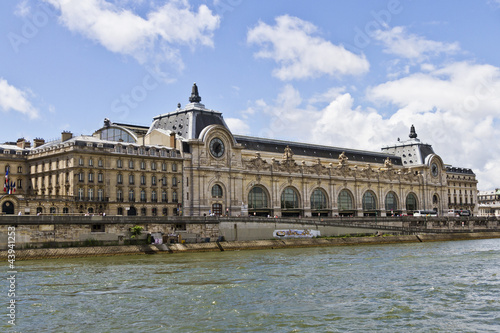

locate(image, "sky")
[[1, 0, 500, 190]]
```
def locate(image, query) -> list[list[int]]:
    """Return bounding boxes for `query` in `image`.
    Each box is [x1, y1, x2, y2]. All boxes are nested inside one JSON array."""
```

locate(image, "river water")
[[3, 239, 500, 332]]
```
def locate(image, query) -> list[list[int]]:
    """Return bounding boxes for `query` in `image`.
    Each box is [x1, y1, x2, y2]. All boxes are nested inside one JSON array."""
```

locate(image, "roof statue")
[[409, 124, 418, 139], [384, 157, 393, 169], [283, 145, 294, 161], [338, 151, 348, 167], [189, 82, 202, 103]]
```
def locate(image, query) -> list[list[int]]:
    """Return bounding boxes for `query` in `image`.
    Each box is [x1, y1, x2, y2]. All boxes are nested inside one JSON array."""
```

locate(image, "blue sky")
[[2, 0, 500, 190]]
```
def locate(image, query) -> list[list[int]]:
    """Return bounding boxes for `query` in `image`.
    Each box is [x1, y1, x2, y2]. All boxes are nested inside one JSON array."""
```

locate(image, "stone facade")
[[1, 84, 478, 217]]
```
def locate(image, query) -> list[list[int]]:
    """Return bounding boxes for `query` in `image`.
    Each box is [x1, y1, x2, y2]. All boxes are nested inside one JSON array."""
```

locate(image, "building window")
[[129, 190, 135, 202], [281, 187, 299, 209], [212, 184, 223, 198], [78, 188, 84, 200], [311, 189, 327, 210], [141, 207, 147, 216], [162, 208, 168, 216], [117, 159, 122, 168], [152, 190, 157, 202], [78, 172, 84, 182], [98, 159, 103, 167], [17, 166, 22, 173], [172, 177, 177, 187], [117, 207, 123, 215], [140, 190, 146, 202], [98, 189, 104, 201], [385, 192, 398, 211], [88, 172, 94, 183], [129, 174, 135, 185], [89, 158, 93, 166], [162, 176, 167, 186], [63, 207, 69, 214], [140, 161, 145, 170], [248, 186, 268, 209], [140, 175, 146, 185], [172, 191, 178, 203], [172, 163, 177, 172], [50, 207, 56, 214], [162, 191, 168, 203], [79, 157, 84, 166], [88, 188, 94, 201], [98, 173, 103, 183], [17, 179, 22, 189], [152, 207, 157, 216], [117, 174, 123, 184], [151, 176, 157, 186], [338, 190, 354, 212], [151, 162, 156, 170], [362, 191, 377, 211], [433, 194, 439, 205], [162, 162, 166, 171], [117, 189, 123, 202], [129, 160, 134, 169]]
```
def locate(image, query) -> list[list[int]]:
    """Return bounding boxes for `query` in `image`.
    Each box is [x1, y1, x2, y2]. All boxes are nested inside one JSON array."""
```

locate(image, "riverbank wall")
[[3, 232, 500, 260]]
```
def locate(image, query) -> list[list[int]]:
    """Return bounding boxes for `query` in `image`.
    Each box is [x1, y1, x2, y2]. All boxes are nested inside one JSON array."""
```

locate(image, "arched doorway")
[[128, 206, 137, 216], [248, 186, 271, 216], [2, 201, 15, 215]]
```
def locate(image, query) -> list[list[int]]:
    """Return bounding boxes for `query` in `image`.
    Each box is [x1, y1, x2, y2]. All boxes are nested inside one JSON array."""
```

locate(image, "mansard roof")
[[234, 135, 402, 166]]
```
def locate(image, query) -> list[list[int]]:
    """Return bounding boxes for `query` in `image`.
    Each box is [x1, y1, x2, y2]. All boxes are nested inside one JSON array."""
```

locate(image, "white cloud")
[[44, 0, 220, 73], [247, 15, 369, 80], [235, 62, 500, 189], [225, 118, 250, 135], [373, 26, 460, 61], [0, 78, 39, 119], [367, 61, 500, 189]]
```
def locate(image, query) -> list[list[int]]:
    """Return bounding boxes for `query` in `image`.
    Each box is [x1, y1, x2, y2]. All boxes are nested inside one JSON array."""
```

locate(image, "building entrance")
[[2, 201, 15, 214]]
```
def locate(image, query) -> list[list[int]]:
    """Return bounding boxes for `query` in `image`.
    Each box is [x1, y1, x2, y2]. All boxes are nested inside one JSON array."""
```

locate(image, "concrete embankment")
[[3, 232, 500, 260]]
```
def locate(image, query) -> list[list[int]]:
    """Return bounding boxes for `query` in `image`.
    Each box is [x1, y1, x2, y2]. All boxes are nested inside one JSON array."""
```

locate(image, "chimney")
[[16, 138, 26, 149], [33, 138, 45, 148], [170, 132, 176, 149], [61, 131, 73, 142]]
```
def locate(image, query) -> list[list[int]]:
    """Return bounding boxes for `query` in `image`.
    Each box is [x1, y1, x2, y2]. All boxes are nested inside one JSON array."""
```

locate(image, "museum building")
[[0, 84, 478, 217]]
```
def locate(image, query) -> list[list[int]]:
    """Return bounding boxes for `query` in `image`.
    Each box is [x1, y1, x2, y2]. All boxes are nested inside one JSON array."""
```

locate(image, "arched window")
[[36, 207, 43, 214], [385, 192, 398, 211], [63, 207, 69, 214], [281, 187, 299, 209], [362, 191, 377, 211], [338, 190, 354, 211], [311, 189, 327, 210], [248, 187, 268, 209], [50, 207, 56, 214], [88, 207, 94, 214], [212, 184, 223, 198], [99, 127, 136, 143], [433, 194, 439, 205], [406, 193, 418, 211]]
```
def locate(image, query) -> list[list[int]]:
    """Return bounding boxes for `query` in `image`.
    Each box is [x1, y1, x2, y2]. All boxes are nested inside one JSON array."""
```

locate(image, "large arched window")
[[385, 192, 398, 211], [311, 189, 327, 210], [338, 189, 354, 211], [406, 193, 418, 211], [99, 127, 136, 143], [362, 191, 377, 211], [281, 187, 300, 209], [212, 184, 223, 198], [248, 187, 268, 209]]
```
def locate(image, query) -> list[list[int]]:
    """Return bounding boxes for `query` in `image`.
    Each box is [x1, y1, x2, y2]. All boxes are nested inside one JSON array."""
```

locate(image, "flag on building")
[[3, 167, 8, 192], [4, 167, 15, 194]]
